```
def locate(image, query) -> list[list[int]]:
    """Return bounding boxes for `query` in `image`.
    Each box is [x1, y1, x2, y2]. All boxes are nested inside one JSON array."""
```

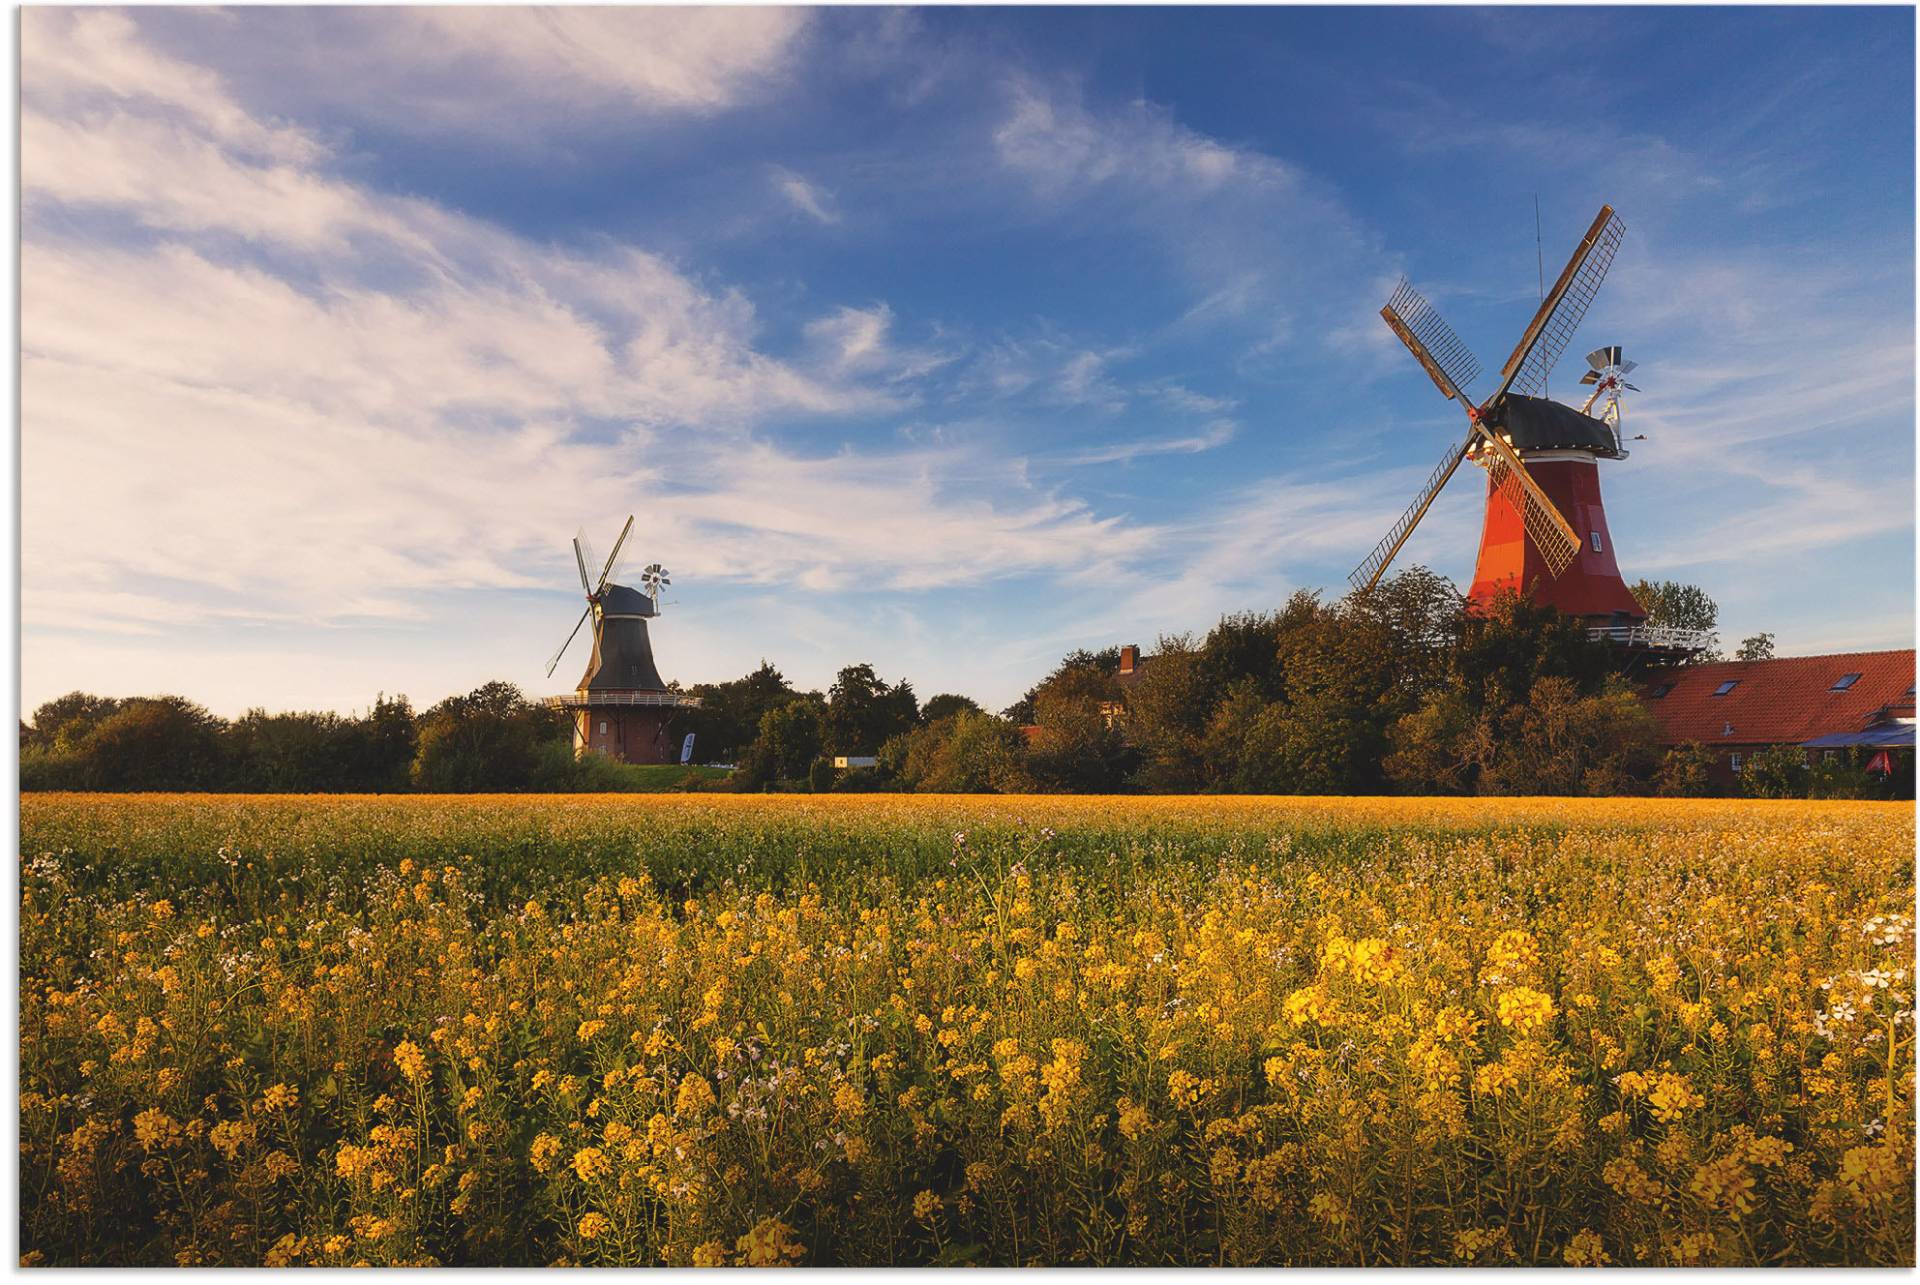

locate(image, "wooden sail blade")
[[596, 515, 634, 594], [1475, 430, 1581, 577], [546, 604, 593, 677], [1490, 206, 1625, 404], [572, 536, 593, 595], [1382, 279, 1482, 404], [1349, 434, 1473, 593]]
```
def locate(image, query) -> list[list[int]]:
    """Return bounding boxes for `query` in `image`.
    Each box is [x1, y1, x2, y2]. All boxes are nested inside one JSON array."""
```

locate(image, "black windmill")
[[543, 516, 700, 763]]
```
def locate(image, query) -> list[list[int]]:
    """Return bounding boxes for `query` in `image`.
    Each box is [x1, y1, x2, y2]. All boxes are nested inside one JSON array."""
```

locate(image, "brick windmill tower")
[[543, 516, 700, 763], [1350, 205, 1708, 658]]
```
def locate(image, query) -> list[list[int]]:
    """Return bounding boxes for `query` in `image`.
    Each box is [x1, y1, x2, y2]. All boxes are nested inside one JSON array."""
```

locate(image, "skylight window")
[[1712, 680, 1739, 697], [1649, 684, 1672, 699], [1831, 673, 1862, 691]]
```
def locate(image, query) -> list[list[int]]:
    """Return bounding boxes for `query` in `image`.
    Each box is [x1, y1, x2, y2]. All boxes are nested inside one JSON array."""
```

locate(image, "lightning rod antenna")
[[1534, 194, 1547, 398]]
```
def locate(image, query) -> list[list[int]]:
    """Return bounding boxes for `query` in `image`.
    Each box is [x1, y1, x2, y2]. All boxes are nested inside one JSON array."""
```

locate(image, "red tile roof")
[[1641, 649, 1915, 746]]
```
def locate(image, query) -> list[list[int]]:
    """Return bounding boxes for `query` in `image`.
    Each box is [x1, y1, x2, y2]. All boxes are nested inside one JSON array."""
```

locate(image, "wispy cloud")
[[994, 78, 1261, 198], [126, 8, 815, 141], [15, 8, 1910, 713], [770, 165, 841, 225], [988, 74, 1381, 372], [19, 10, 1151, 645], [1060, 420, 1238, 467], [802, 304, 959, 384]]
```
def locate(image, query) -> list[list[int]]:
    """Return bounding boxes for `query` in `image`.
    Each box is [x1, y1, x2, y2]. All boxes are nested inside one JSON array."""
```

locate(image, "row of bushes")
[[18, 683, 710, 793]]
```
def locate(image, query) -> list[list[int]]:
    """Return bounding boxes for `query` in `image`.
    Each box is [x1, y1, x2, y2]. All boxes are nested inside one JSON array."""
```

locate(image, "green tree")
[[354, 693, 418, 792], [25, 692, 124, 753], [684, 662, 796, 763], [1455, 590, 1615, 712], [825, 664, 919, 756], [1208, 575, 1460, 795], [746, 697, 827, 784], [1124, 635, 1211, 791], [230, 709, 357, 791], [1197, 678, 1268, 788], [1654, 741, 1719, 797], [1631, 579, 1719, 632], [1388, 675, 1658, 796], [1382, 685, 1478, 794], [1736, 632, 1776, 661], [1631, 579, 1721, 660], [79, 696, 231, 790], [1002, 648, 1121, 724], [881, 709, 1028, 792], [1266, 599, 1411, 792], [1740, 743, 1811, 799], [919, 693, 981, 725], [410, 681, 564, 792], [1025, 688, 1133, 793], [1197, 608, 1296, 705], [1474, 676, 1660, 796], [1344, 567, 1464, 702], [21, 691, 128, 789]]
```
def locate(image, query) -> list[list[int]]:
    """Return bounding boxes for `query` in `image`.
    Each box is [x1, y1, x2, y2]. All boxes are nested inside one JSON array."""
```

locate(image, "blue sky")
[[20, 6, 1915, 717]]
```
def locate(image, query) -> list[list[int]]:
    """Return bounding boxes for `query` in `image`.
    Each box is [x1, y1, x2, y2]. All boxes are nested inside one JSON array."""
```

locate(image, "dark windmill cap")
[[1490, 394, 1623, 458], [597, 583, 659, 618]]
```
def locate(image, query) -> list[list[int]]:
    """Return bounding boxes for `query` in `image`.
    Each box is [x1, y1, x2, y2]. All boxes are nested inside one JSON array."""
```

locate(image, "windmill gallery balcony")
[[1586, 623, 1718, 655], [541, 691, 701, 709]]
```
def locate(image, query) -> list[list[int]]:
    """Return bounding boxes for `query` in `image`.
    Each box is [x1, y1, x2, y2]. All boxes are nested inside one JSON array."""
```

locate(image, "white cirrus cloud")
[[989, 75, 1379, 361], [1062, 419, 1239, 467], [771, 165, 842, 225], [117, 7, 816, 141], [994, 79, 1260, 197], [20, 10, 1155, 655]]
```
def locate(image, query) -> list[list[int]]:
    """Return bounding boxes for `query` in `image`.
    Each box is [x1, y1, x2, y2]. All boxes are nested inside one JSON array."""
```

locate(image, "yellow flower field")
[[18, 794, 1916, 1265]]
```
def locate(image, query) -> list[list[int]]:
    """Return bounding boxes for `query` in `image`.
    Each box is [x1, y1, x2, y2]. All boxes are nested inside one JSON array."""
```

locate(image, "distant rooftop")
[[1641, 648, 1915, 745]]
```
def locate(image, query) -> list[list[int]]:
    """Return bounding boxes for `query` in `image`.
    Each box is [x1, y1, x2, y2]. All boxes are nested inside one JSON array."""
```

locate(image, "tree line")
[[21, 683, 581, 793], [19, 570, 1897, 797], [690, 570, 1891, 799]]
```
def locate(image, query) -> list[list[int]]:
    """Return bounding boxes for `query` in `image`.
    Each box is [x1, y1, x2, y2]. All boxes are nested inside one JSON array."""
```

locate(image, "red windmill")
[[1350, 205, 1701, 654]]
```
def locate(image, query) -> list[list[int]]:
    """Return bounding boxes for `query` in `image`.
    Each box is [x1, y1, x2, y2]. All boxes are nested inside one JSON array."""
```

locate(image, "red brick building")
[[1639, 649, 1915, 789]]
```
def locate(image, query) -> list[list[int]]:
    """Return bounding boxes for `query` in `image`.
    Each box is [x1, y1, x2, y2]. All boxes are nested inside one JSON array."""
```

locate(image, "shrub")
[[1655, 741, 1719, 797], [1741, 743, 1812, 799]]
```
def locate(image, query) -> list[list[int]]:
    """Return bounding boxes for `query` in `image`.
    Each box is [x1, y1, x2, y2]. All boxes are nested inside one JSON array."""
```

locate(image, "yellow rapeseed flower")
[[572, 1147, 610, 1183], [1495, 987, 1556, 1036], [392, 1040, 428, 1085]]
